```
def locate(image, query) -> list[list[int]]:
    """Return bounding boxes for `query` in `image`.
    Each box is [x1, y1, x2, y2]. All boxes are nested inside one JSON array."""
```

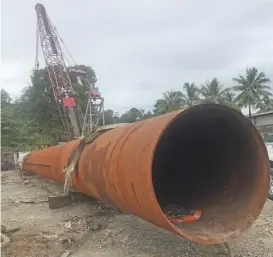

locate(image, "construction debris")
[[1, 233, 10, 249], [60, 250, 72, 257], [18, 199, 48, 204], [47, 192, 92, 209], [1, 152, 16, 171], [48, 195, 71, 209], [7, 227, 20, 234], [1, 225, 20, 234], [224, 242, 234, 257], [163, 204, 202, 224], [1, 225, 7, 233]]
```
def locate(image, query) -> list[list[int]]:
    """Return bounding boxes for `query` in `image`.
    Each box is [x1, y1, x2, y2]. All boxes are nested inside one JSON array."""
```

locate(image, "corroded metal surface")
[[23, 104, 269, 245]]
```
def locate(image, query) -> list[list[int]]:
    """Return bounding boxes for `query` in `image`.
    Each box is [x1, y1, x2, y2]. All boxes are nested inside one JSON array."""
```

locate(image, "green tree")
[[1, 91, 20, 150], [119, 107, 144, 123], [101, 109, 119, 125], [142, 110, 153, 119], [181, 82, 200, 107], [69, 65, 97, 85], [118, 108, 153, 123], [1, 109, 19, 149], [221, 91, 241, 110], [255, 96, 273, 113], [1, 89, 11, 104], [16, 65, 98, 146], [17, 68, 63, 144], [153, 91, 183, 115], [200, 78, 230, 104], [232, 67, 271, 117], [222, 91, 235, 102], [69, 65, 98, 115]]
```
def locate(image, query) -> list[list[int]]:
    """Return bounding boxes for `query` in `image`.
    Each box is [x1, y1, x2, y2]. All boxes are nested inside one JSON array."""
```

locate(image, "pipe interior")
[[152, 104, 263, 239]]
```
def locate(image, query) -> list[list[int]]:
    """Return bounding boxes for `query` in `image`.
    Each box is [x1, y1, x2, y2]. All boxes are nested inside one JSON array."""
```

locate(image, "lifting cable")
[[35, 16, 68, 137], [47, 14, 77, 66], [35, 20, 40, 70]]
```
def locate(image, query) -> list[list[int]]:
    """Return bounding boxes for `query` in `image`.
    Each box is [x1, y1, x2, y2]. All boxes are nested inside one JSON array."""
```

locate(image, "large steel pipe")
[[23, 104, 269, 244]]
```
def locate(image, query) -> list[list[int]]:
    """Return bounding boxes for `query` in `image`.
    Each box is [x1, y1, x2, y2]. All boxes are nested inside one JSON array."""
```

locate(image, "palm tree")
[[153, 91, 183, 115], [232, 67, 271, 117], [219, 91, 239, 109], [181, 82, 200, 107], [255, 96, 273, 113], [222, 91, 235, 102], [200, 78, 230, 104]]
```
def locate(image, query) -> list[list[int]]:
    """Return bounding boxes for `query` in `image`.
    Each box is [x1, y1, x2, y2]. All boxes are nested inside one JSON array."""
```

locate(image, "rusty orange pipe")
[[23, 104, 269, 244]]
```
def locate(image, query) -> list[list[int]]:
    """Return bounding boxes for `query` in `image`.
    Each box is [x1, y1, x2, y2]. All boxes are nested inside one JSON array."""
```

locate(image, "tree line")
[[1, 66, 272, 151]]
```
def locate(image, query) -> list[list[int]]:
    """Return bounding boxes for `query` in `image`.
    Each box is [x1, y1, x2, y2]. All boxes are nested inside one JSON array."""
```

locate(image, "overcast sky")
[[1, 0, 273, 113]]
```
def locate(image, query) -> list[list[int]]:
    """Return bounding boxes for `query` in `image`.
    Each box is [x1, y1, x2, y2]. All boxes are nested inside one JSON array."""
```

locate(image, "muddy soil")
[[1, 170, 273, 257]]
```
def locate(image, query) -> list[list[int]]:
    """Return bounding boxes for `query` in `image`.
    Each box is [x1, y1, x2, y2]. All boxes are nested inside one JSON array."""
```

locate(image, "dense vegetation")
[[1, 66, 272, 151]]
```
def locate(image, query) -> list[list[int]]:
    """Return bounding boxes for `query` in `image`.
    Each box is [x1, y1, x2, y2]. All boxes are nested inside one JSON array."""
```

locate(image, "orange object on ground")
[[22, 104, 269, 245], [167, 209, 202, 224]]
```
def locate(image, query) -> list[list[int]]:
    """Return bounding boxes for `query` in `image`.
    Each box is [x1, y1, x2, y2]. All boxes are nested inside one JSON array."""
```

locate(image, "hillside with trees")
[[1, 66, 272, 151]]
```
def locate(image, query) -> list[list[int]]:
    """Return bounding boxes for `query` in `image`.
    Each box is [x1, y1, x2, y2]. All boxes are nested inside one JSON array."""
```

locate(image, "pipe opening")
[[152, 104, 266, 240]]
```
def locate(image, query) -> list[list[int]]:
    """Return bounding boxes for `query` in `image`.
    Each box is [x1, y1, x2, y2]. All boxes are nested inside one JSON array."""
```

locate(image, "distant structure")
[[245, 111, 273, 134]]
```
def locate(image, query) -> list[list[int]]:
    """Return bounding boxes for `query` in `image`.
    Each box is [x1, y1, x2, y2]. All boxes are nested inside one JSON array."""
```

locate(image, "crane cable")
[[56, 30, 77, 66], [35, 16, 69, 137], [47, 14, 77, 66], [35, 20, 40, 70], [47, 13, 85, 136], [45, 14, 80, 137]]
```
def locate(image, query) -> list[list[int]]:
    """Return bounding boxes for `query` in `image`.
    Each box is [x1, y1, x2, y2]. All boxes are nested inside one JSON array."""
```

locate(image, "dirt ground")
[[1, 170, 273, 257]]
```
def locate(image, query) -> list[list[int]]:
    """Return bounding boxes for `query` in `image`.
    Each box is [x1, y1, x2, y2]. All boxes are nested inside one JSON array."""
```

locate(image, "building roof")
[[245, 110, 273, 118]]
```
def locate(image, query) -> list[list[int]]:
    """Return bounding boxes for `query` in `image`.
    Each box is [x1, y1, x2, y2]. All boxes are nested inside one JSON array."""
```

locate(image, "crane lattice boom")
[[35, 3, 81, 139]]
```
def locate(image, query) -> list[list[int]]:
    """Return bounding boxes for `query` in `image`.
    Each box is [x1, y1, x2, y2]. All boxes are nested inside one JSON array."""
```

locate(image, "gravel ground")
[[1, 170, 273, 257]]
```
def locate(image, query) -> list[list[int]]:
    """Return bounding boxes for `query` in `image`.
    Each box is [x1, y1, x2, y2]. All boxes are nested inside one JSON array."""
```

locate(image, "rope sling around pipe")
[[62, 123, 130, 194]]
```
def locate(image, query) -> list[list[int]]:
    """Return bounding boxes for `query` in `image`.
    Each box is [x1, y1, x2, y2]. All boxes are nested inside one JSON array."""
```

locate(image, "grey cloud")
[[1, 0, 273, 113]]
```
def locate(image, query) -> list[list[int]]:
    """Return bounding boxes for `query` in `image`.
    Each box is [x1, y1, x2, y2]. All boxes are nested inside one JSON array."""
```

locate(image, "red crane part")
[[23, 105, 269, 245], [62, 97, 76, 107]]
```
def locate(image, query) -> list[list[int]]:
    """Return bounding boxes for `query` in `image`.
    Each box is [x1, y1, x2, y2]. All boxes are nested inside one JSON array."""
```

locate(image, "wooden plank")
[[48, 195, 71, 209], [68, 191, 93, 203]]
